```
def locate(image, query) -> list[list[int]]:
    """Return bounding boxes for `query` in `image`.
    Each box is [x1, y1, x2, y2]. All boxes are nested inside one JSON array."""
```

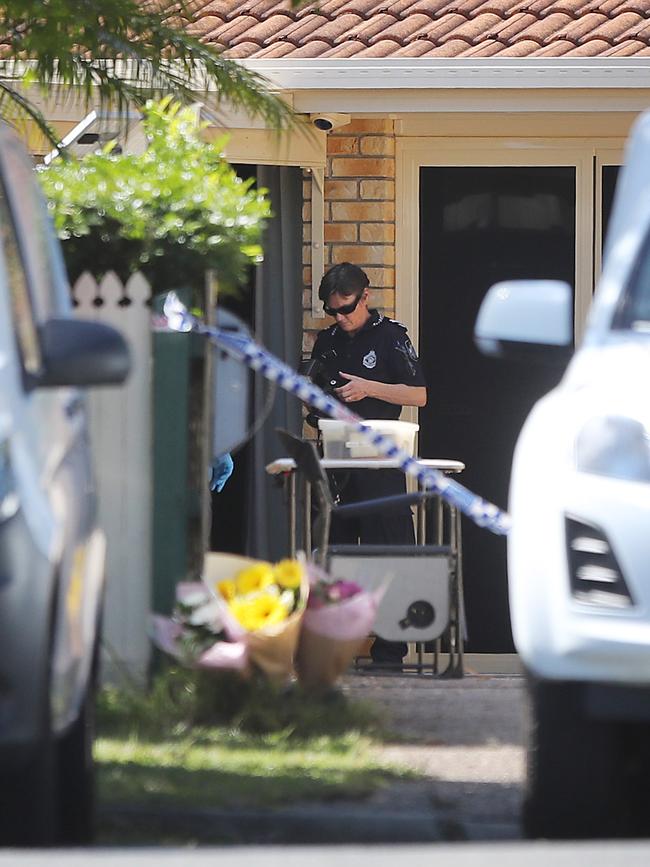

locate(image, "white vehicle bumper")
[[510, 460, 650, 684]]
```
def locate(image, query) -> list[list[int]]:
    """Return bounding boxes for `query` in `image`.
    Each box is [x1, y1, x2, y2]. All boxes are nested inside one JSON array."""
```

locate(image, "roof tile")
[[224, 40, 266, 57], [562, 37, 617, 51], [205, 15, 260, 44], [285, 39, 342, 55], [409, 12, 472, 40], [297, 0, 359, 17], [554, 12, 612, 41], [504, 37, 553, 52], [270, 13, 332, 43], [514, 11, 575, 41], [287, 12, 366, 43], [340, 14, 401, 42], [534, 37, 577, 52], [424, 38, 479, 53], [251, 42, 297, 55], [617, 17, 650, 40], [443, 0, 524, 15], [437, 13, 508, 42], [603, 0, 650, 15], [392, 39, 440, 54], [355, 38, 410, 54], [594, 11, 647, 41], [487, 12, 541, 39], [321, 40, 369, 55], [185, 15, 224, 38], [463, 37, 508, 52], [603, 38, 650, 53], [227, 14, 296, 44], [229, 0, 295, 20], [389, 0, 467, 14], [319, 0, 392, 16], [187, 0, 650, 60]]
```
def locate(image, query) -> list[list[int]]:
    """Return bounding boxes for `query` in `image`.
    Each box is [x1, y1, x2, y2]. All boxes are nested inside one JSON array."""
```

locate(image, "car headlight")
[[576, 416, 650, 482]]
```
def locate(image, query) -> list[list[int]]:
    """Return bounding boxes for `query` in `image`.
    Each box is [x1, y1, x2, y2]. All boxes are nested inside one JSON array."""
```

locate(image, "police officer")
[[312, 262, 427, 666]]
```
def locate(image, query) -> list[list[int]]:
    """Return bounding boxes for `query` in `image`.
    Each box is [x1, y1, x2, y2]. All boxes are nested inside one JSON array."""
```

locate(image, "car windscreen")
[[613, 230, 650, 332]]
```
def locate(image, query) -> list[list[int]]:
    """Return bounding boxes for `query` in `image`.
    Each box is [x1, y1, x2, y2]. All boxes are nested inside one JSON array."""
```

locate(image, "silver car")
[[0, 123, 129, 845]]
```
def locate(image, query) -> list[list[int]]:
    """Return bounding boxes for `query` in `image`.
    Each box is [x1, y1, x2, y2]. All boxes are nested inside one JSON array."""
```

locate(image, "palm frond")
[[0, 0, 301, 147], [0, 78, 62, 152]]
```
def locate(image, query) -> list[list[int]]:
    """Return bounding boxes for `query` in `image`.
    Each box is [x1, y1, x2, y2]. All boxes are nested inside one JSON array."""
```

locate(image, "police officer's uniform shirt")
[[312, 309, 426, 420]]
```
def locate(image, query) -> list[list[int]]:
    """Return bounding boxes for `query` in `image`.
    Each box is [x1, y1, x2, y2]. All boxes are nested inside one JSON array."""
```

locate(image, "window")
[[0, 179, 41, 375]]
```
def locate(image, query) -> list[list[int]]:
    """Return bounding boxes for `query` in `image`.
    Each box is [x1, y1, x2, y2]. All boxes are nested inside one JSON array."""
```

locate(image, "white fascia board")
[[242, 58, 650, 91], [290, 87, 650, 114]]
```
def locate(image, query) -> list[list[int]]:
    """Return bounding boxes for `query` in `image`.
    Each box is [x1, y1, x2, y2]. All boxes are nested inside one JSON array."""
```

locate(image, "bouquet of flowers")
[[150, 582, 249, 672], [205, 552, 308, 683], [295, 564, 388, 690]]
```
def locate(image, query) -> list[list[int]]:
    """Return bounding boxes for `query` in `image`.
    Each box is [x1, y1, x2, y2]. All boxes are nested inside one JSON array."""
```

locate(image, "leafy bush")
[[39, 98, 271, 294]]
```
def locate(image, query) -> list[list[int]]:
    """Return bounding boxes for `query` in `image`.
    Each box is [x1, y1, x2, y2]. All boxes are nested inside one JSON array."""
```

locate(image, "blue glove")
[[210, 453, 234, 493]]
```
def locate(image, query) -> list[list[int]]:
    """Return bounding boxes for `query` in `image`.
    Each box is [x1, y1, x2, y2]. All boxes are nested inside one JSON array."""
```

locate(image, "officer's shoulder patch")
[[386, 317, 408, 332]]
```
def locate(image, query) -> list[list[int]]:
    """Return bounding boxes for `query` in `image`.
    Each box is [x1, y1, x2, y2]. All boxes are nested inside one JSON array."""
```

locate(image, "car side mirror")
[[38, 317, 130, 388], [474, 280, 574, 365]]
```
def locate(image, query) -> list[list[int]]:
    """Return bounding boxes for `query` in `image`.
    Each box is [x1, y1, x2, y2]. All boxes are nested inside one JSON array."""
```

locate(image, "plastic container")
[[318, 418, 419, 460], [317, 419, 350, 459]]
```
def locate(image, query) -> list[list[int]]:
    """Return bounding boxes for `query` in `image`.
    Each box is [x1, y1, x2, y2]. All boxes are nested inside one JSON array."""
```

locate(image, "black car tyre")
[[0, 712, 57, 846], [56, 648, 98, 845], [523, 677, 629, 839]]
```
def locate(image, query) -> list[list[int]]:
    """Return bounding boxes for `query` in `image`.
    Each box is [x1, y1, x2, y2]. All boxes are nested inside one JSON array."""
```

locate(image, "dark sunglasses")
[[323, 290, 365, 317]]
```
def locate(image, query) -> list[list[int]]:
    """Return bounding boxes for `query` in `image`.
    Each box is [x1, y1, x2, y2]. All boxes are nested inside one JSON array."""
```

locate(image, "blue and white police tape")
[[163, 293, 512, 536]]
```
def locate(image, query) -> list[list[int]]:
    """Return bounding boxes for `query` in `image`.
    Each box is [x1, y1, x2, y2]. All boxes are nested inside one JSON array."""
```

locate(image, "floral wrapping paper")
[[295, 565, 389, 689], [203, 552, 308, 684]]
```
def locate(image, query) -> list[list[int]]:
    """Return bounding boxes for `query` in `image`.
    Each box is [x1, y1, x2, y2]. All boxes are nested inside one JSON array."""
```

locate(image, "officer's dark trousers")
[[328, 468, 413, 665]]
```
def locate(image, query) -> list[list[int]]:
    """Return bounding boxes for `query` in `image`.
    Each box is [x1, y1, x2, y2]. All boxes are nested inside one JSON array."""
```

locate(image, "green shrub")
[[39, 97, 270, 294]]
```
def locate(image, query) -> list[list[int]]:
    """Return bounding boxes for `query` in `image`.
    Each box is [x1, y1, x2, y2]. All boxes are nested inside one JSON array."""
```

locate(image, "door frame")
[[594, 147, 625, 282], [396, 137, 626, 377]]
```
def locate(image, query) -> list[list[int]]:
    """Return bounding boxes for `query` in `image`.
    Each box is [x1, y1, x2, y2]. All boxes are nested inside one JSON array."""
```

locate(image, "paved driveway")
[[341, 672, 526, 840]]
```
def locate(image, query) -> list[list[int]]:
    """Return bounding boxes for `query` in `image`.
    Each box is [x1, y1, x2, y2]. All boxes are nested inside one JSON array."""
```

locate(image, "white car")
[[0, 123, 129, 845], [475, 111, 650, 839]]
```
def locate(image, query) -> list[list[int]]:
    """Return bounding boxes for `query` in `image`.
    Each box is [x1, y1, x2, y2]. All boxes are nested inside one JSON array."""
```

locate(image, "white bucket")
[[319, 418, 419, 460]]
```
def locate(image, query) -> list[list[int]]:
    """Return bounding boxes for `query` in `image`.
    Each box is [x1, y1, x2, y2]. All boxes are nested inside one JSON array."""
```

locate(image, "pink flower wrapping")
[[295, 565, 389, 689], [149, 607, 249, 673], [302, 589, 385, 641]]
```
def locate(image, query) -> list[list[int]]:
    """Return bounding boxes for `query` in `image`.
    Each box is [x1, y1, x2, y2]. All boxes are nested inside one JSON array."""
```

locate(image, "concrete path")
[[340, 671, 526, 840]]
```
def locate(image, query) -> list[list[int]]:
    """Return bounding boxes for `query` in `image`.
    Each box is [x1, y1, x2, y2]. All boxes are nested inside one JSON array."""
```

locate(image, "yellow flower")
[[228, 591, 289, 631], [273, 559, 303, 590], [235, 562, 275, 596], [216, 578, 237, 601]]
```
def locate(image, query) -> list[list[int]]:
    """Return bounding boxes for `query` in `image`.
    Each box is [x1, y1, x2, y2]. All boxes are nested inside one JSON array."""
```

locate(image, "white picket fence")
[[73, 271, 152, 684]]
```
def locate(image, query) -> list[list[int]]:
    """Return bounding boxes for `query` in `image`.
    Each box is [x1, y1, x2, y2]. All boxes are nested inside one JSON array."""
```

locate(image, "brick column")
[[302, 118, 396, 354]]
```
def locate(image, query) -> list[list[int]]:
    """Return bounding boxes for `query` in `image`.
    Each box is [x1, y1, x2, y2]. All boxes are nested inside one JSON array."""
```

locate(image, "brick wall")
[[302, 118, 396, 356]]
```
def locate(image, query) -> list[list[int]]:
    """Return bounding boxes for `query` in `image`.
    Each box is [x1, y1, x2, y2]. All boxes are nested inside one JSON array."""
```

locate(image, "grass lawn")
[[95, 670, 417, 844], [97, 729, 406, 810]]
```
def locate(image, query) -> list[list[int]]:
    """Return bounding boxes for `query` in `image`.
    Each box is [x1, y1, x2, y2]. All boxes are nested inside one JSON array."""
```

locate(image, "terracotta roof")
[[185, 0, 650, 57]]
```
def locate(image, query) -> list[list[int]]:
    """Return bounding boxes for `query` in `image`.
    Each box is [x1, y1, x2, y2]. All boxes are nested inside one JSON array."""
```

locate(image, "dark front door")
[[419, 166, 576, 652]]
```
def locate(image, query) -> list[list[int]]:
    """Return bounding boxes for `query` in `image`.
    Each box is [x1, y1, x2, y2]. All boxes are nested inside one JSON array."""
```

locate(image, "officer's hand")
[[335, 372, 369, 403]]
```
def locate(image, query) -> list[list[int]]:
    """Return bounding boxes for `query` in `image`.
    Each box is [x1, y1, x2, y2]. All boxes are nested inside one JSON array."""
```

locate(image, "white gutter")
[[242, 58, 650, 91], [5, 57, 650, 95]]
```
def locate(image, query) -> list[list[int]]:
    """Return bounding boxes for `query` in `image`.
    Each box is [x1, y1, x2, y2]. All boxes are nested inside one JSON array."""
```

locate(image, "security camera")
[[309, 113, 351, 132]]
